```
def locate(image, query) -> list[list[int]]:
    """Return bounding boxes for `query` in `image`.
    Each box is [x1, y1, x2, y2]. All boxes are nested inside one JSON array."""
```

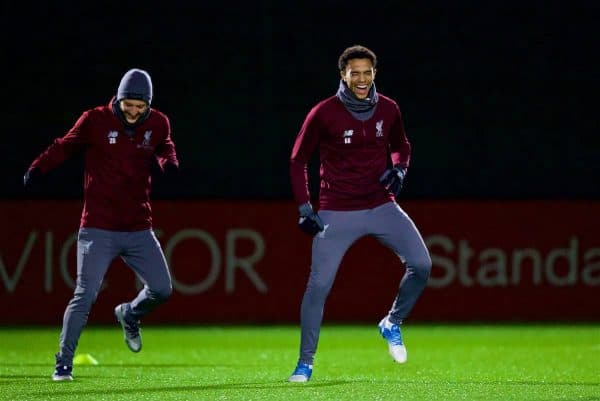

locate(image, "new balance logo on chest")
[[107, 131, 119, 144], [343, 129, 354, 144]]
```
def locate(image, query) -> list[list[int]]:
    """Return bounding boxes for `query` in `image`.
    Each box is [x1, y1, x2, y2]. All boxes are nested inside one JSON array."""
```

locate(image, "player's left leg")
[[117, 229, 172, 352], [369, 201, 432, 363]]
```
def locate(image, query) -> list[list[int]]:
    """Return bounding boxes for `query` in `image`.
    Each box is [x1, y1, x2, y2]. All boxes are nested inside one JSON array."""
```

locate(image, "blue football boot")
[[378, 316, 407, 363], [288, 362, 313, 382]]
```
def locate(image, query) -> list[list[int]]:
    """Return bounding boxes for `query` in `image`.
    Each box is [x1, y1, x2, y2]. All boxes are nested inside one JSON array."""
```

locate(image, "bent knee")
[[150, 285, 173, 301], [409, 255, 432, 280]]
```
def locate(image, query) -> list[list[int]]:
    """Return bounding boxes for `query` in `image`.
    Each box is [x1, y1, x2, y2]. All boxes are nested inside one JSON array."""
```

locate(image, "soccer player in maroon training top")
[[288, 45, 432, 382], [24, 68, 179, 381]]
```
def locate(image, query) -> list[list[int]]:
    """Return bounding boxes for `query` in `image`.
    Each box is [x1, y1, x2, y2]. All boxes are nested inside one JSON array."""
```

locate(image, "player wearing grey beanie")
[[24, 66, 178, 382], [117, 68, 153, 105]]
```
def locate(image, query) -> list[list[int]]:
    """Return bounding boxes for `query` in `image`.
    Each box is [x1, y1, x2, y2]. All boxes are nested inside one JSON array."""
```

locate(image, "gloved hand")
[[298, 202, 324, 236], [23, 167, 43, 190], [379, 166, 407, 197]]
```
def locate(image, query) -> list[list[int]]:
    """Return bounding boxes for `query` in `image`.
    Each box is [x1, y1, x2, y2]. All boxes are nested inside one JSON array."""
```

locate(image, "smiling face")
[[340, 58, 376, 100], [119, 99, 148, 124]]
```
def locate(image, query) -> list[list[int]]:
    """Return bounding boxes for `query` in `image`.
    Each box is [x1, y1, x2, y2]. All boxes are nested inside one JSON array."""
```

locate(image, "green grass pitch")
[[1, 324, 598, 400]]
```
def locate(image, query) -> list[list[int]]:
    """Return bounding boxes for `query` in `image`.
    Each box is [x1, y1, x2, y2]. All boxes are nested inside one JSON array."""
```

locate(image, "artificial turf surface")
[[1, 324, 598, 400]]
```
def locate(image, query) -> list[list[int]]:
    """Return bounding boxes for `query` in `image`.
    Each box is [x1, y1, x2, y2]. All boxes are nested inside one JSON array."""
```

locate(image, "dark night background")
[[1, 1, 598, 201]]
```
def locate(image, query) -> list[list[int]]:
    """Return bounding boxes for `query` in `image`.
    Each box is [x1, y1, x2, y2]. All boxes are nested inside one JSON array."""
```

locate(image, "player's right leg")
[[53, 228, 116, 381], [288, 210, 364, 382]]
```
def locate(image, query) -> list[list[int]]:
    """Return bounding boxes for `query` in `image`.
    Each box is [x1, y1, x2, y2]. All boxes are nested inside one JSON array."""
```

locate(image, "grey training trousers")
[[298, 201, 432, 364], [57, 227, 172, 365]]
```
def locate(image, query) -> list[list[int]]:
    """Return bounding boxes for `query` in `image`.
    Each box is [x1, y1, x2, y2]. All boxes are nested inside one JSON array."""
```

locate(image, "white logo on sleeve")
[[343, 129, 354, 144], [376, 120, 384, 137], [107, 131, 119, 144]]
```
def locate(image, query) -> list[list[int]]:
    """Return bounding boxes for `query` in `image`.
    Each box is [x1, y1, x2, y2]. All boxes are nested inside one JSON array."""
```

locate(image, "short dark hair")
[[338, 45, 377, 71]]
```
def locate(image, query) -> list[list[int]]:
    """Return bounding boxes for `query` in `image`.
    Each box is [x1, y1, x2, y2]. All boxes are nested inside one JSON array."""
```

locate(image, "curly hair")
[[338, 45, 377, 71]]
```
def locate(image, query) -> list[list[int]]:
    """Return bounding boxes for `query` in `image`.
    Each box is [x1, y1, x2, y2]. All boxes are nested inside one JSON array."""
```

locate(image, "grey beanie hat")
[[117, 68, 153, 104]]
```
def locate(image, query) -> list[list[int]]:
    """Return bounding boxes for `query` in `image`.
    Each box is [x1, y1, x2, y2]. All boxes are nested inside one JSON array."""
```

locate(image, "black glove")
[[23, 167, 43, 190], [298, 202, 324, 236], [379, 166, 407, 197], [162, 162, 179, 176]]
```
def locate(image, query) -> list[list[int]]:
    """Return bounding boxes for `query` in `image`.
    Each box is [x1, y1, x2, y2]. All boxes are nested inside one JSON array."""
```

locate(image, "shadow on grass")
[[19, 379, 600, 400], [0, 363, 249, 380], [5, 375, 598, 388], [25, 380, 353, 397]]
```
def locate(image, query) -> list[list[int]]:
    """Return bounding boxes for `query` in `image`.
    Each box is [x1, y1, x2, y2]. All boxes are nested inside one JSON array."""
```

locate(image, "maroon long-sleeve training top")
[[29, 99, 179, 231], [290, 94, 411, 211]]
